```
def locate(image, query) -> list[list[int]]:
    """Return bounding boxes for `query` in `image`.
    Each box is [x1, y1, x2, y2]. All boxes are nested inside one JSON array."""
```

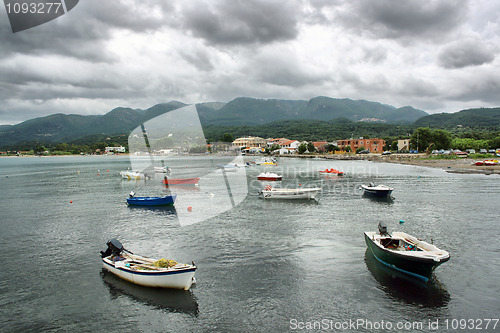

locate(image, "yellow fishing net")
[[153, 258, 178, 268]]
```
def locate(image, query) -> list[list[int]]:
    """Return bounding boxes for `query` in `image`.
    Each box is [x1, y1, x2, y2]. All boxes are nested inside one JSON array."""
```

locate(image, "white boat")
[[154, 166, 171, 173], [260, 186, 321, 200], [257, 172, 282, 181], [361, 183, 394, 197], [120, 170, 146, 180], [100, 239, 196, 290]]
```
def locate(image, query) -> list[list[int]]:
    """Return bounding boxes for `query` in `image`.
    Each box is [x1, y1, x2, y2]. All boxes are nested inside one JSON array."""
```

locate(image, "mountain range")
[[0, 96, 498, 149]]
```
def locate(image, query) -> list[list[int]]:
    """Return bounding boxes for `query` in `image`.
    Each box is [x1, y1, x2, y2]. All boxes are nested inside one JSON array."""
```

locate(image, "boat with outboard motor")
[[100, 239, 196, 290], [361, 183, 394, 197], [364, 222, 450, 282]]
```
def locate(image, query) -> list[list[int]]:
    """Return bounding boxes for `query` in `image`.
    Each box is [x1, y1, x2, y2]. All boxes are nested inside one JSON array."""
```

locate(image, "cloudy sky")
[[1, 0, 499, 124]]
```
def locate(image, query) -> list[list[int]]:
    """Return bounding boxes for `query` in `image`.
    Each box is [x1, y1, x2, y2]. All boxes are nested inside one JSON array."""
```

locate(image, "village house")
[[337, 138, 385, 153]]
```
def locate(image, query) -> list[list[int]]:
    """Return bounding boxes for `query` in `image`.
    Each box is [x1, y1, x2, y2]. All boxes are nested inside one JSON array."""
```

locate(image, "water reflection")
[[126, 204, 178, 217], [100, 269, 199, 316], [362, 193, 395, 204], [364, 249, 450, 308]]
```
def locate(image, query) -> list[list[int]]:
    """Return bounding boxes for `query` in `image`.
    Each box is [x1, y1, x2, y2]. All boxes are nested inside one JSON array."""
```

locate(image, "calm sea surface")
[[0, 155, 499, 332]]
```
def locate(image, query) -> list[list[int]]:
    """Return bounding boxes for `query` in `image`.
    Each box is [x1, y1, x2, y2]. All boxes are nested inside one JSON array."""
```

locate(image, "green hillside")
[[415, 107, 500, 128]]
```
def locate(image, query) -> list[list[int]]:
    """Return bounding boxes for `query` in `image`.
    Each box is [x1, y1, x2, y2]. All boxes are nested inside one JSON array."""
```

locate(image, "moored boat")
[[260, 185, 321, 200], [257, 172, 282, 181], [364, 222, 450, 282], [162, 177, 200, 186], [127, 192, 177, 206], [319, 168, 344, 176], [120, 170, 146, 180], [474, 161, 485, 166], [361, 183, 394, 197], [100, 239, 196, 290]]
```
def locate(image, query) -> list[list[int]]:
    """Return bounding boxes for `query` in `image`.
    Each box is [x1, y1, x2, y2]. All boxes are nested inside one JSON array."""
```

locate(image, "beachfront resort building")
[[232, 137, 267, 149], [337, 138, 385, 153]]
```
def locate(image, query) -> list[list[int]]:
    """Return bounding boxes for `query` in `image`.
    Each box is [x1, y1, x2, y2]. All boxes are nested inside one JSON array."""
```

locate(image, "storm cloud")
[[0, 0, 499, 124]]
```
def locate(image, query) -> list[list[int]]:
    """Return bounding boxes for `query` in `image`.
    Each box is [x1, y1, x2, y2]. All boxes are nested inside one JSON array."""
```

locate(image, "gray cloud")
[[178, 0, 300, 45], [338, 0, 468, 41], [438, 39, 495, 68]]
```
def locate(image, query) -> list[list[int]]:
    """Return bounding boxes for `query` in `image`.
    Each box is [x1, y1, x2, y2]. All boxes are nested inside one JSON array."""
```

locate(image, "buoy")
[[399, 219, 405, 224], [70, 201, 73, 203], [107, 170, 109, 172], [187, 206, 193, 212]]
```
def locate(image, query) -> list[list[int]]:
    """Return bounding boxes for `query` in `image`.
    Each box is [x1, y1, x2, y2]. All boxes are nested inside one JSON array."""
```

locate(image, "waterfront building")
[[337, 138, 385, 153]]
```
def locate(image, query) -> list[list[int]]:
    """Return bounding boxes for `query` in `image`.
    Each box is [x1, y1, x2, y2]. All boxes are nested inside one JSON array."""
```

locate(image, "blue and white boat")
[[100, 239, 196, 290], [361, 183, 394, 197], [126, 192, 177, 206]]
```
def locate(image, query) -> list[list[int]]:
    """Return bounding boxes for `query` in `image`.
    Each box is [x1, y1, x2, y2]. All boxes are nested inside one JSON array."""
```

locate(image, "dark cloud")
[[451, 73, 500, 103], [438, 39, 495, 69], [178, 0, 299, 45], [338, 0, 468, 41]]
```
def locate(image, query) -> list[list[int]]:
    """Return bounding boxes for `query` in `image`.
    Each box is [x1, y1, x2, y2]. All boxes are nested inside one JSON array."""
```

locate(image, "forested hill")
[[197, 96, 428, 126], [414, 107, 500, 128]]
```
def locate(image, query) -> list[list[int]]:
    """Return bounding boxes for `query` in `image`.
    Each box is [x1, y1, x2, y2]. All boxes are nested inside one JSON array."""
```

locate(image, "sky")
[[1, 0, 500, 125]]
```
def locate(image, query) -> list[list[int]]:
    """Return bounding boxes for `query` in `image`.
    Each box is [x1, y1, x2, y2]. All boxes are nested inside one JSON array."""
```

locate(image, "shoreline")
[[285, 153, 500, 175], [2, 152, 499, 175]]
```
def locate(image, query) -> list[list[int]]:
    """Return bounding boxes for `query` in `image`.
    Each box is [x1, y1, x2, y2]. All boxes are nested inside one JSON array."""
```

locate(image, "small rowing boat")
[[162, 177, 200, 186], [361, 183, 394, 197], [100, 239, 196, 290], [260, 185, 321, 200], [126, 192, 176, 206]]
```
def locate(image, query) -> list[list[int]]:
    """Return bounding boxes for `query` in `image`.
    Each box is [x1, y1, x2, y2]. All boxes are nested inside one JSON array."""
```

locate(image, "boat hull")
[[102, 258, 196, 290], [364, 233, 449, 282], [361, 185, 393, 197], [261, 188, 321, 200], [257, 176, 282, 181], [162, 178, 200, 186], [127, 195, 176, 206]]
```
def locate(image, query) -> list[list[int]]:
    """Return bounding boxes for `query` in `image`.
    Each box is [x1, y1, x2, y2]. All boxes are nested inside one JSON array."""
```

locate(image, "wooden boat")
[[162, 177, 200, 186], [100, 239, 196, 290], [319, 168, 344, 176], [474, 161, 485, 166], [257, 172, 282, 181], [127, 193, 176, 206], [364, 222, 450, 282], [361, 183, 394, 197], [484, 159, 498, 166], [260, 185, 321, 200]]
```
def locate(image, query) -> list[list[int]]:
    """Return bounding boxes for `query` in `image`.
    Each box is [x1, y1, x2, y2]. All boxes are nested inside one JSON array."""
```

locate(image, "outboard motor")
[[100, 238, 124, 258], [378, 221, 389, 236]]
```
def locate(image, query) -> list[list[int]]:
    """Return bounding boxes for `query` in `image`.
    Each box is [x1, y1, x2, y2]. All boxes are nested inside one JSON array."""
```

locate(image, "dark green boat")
[[364, 223, 450, 282]]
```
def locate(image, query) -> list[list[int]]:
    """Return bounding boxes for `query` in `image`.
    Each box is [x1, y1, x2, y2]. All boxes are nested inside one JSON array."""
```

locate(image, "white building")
[[105, 146, 126, 153]]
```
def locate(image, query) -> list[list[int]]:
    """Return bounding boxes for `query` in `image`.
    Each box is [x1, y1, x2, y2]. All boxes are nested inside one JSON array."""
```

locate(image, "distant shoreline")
[[2, 152, 499, 175], [285, 153, 500, 175]]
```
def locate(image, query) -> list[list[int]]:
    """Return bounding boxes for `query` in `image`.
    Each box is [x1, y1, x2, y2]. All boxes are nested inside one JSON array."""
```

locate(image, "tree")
[[34, 145, 46, 155], [220, 133, 234, 143], [410, 127, 433, 152], [307, 142, 316, 153], [297, 143, 307, 154], [432, 129, 452, 150]]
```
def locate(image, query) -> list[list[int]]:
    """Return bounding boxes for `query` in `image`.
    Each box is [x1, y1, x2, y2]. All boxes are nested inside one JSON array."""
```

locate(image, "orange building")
[[337, 138, 385, 153]]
